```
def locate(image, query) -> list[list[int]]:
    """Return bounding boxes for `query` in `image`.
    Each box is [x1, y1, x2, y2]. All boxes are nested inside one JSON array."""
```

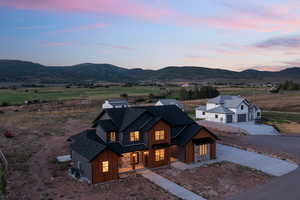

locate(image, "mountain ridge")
[[0, 59, 299, 83]]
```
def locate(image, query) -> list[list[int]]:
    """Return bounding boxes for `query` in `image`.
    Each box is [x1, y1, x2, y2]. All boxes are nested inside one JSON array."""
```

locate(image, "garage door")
[[237, 114, 247, 122], [226, 115, 233, 123]]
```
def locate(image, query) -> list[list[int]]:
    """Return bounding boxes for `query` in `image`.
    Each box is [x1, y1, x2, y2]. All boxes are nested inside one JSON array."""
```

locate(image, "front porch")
[[119, 151, 149, 173]]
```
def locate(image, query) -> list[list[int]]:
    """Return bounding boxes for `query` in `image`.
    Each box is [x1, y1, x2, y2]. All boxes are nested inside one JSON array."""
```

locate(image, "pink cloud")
[[0, 0, 174, 21]]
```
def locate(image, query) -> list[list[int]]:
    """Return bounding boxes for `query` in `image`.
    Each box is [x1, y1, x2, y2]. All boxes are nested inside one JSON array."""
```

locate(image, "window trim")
[[155, 130, 165, 141], [102, 161, 109, 173], [155, 149, 165, 161], [130, 131, 140, 142]]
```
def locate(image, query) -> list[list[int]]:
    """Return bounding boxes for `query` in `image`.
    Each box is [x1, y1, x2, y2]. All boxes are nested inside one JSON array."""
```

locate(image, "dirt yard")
[[0, 103, 178, 200], [273, 122, 300, 135], [154, 162, 272, 200]]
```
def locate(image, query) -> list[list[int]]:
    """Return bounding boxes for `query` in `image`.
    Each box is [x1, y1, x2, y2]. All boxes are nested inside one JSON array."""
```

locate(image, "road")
[[227, 135, 300, 200]]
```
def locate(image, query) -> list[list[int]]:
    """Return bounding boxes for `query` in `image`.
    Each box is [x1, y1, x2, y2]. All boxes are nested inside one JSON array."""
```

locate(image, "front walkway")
[[140, 169, 205, 200]]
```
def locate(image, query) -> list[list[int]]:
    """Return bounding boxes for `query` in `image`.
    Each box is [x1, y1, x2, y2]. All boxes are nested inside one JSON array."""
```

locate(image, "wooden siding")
[[148, 120, 171, 146], [184, 129, 217, 163], [146, 147, 171, 168], [91, 150, 120, 184]]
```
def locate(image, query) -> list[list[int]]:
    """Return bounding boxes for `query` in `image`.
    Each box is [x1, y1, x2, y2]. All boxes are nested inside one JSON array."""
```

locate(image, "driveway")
[[227, 135, 300, 200], [228, 121, 279, 136]]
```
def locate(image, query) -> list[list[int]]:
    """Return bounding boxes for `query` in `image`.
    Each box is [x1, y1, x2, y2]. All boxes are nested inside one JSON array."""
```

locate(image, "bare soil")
[[274, 122, 300, 135], [154, 162, 272, 200]]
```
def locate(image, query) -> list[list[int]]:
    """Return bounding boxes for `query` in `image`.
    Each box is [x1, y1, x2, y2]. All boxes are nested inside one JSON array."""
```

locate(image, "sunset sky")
[[1, 0, 300, 71]]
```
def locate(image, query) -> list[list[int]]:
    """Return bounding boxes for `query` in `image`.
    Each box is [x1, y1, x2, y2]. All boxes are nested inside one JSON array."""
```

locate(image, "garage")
[[237, 114, 247, 122], [226, 115, 233, 123]]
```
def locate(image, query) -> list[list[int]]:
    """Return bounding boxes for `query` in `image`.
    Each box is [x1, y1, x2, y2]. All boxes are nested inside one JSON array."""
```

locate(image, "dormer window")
[[130, 131, 140, 142], [155, 130, 165, 141], [108, 131, 116, 142]]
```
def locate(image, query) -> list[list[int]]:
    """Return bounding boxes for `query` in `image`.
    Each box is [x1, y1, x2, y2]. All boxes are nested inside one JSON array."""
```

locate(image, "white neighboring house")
[[102, 99, 129, 109], [195, 95, 261, 123], [155, 99, 184, 111]]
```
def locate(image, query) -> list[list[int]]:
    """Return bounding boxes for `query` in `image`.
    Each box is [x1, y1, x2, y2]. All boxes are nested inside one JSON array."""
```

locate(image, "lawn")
[[0, 86, 162, 105]]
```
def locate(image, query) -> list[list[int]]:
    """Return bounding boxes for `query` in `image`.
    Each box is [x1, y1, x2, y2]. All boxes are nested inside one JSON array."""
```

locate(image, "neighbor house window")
[[130, 131, 140, 142], [241, 105, 244, 110], [199, 144, 208, 156], [155, 149, 165, 161], [257, 112, 261, 117], [203, 112, 206, 115], [215, 114, 218, 119], [155, 130, 165, 141], [102, 161, 109, 173], [109, 131, 116, 142]]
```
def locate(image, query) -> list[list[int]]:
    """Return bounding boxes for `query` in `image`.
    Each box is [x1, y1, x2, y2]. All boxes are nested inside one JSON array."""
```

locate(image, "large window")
[[155, 149, 165, 161], [130, 131, 140, 142], [102, 161, 109, 173], [109, 131, 116, 142], [155, 130, 165, 141], [199, 144, 208, 156]]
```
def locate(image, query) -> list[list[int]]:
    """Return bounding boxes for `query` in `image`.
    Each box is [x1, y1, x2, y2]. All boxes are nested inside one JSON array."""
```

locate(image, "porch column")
[[210, 143, 216, 160]]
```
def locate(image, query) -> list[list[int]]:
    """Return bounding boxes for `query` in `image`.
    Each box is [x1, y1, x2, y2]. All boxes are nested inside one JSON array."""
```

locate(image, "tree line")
[[179, 86, 219, 100]]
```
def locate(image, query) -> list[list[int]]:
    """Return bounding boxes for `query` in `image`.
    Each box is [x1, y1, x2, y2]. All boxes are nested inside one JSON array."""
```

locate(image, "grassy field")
[[0, 86, 163, 105]]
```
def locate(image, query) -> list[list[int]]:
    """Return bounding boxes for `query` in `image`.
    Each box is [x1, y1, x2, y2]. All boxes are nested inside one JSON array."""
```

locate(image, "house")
[[69, 105, 218, 184], [155, 99, 184, 111], [195, 95, 261, 123], [102, 99, 129, 109]]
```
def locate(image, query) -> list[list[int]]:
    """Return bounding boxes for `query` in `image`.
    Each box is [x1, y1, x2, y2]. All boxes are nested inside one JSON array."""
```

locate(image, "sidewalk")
[[140, 169, 206, 200]]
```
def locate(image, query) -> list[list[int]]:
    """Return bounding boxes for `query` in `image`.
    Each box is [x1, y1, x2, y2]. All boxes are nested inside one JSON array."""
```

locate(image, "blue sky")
[[1, 0, 300, 71]]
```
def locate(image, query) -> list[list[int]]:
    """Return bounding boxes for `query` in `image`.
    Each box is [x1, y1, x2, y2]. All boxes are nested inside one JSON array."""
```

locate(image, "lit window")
[[109, 132, 116, 142], [102, 161, 109, 173], [130, 131, 140, 142], [199, 144, 208, 156], [155, 149, 165, 161], [155, 130, 165, 141]]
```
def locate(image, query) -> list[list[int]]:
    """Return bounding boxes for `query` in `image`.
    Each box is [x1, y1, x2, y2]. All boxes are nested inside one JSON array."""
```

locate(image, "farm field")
[[0, 86, 163, 105]]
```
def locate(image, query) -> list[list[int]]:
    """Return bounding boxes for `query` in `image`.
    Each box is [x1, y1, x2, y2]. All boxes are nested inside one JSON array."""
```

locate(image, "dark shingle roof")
[[97, 119, 117, 131]]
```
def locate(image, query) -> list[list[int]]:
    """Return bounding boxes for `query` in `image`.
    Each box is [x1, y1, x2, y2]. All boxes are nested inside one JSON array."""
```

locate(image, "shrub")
[[0, 102, 10, 107]]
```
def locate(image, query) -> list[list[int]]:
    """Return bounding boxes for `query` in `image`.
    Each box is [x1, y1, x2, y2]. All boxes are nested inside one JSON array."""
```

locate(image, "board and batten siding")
[[72, 150, 92, 181], [91, 150, 120, 184]]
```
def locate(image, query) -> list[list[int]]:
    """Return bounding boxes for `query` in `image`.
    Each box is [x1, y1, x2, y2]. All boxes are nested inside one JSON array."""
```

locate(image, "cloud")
[[51, 23, 106, 34], [0, 0, 174, 21], [255, 36, 300, 49], [282, 59, 300, 66], [43, 42, 70, 47], [97, 43, 135, 51]]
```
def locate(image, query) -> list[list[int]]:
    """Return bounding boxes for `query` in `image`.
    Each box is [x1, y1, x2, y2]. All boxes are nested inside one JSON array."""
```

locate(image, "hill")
[[0, 59, 299, 83]]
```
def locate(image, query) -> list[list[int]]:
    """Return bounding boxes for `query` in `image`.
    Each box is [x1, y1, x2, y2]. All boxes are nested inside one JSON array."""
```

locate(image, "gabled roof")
[[206, 105, 235, 114], [196, 105, 206, 111], [157, 99, 184, 109], [105, 99, 128, 107], [97, 119, 117, 132], [70, 129, 122, 161], [208, 95, 247, 108]]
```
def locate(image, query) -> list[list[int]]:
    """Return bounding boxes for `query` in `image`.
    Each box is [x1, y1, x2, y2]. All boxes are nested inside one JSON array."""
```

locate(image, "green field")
[[0, 86, 163, 105]]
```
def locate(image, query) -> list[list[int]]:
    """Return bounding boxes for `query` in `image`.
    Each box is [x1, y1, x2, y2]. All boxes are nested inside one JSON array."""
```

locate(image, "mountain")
[[0, 59, 299, 83]]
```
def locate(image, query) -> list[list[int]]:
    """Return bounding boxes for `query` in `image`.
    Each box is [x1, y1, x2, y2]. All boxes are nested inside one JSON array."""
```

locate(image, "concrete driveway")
[[228, 121, 279, 135], [227, 135, 300, 200]]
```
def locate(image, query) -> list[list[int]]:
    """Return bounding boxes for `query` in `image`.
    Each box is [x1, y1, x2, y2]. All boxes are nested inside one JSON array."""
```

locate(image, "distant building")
[[195, 95, 261, 123], [102, 99, 129, 109], [155, 99, 184, 111]]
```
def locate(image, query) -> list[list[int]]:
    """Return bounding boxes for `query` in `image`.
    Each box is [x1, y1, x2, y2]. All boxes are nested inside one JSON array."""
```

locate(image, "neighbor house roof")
[[105, 99, 128, 107], [206, 105, 235, 114], [157, 99, 184, 109], [208, 95, 247, 108], [196, 105, 207, 111]]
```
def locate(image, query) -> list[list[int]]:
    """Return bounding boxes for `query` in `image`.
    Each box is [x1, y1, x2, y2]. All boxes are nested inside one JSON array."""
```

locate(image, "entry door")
[[195, 144, 210, 162]]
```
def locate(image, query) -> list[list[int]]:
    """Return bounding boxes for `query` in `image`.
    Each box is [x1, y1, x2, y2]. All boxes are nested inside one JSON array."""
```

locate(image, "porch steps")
[[140, 169, 206, 200]]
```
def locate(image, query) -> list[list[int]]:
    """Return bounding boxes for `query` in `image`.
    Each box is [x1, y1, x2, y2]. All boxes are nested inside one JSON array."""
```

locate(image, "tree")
[[120, 93, 128, 99], [179, 87, 188, 100]]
